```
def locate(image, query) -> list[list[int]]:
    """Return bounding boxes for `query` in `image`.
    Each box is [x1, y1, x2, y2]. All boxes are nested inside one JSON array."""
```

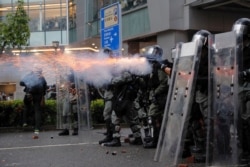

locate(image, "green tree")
[[0, 0, 30, 54]]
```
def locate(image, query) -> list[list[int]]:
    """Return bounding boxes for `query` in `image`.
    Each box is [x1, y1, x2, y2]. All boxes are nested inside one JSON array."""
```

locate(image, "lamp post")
[[52, 41, 59, 54]]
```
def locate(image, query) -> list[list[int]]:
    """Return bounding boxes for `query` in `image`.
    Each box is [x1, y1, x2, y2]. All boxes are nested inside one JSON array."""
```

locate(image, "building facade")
[[0, 0, 75, 99], [82, 0, 250, 59], [0, 0, 76, 47], [1, 0, 250, 58]]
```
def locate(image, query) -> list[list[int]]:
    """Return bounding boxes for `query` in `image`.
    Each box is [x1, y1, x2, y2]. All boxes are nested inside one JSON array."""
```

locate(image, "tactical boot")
[[143, 136, 153, 143], [99, 119, 113, 145], [72, 128, 78, 136], [99, 135, 113, 145], [129, 137, 143, 145], [58, 129, 69, 136], [143, 140, 157, 149], [103, 137, 121, 147], [143, 126, 153, 143]]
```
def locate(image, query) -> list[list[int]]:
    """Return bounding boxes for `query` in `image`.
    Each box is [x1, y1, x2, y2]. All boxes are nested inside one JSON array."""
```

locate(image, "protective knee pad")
[[114, 124, 121, 132]]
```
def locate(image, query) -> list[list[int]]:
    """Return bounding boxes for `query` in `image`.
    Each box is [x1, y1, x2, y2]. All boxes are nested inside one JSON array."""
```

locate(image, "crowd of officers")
[[97, 18, 250, 165], [19, 17, 250, 165], [98, 46, 172, 148]]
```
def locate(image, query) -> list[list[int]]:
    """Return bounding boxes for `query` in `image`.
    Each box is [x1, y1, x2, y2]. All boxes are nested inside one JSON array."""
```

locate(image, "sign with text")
[[100, 2, 121, 56]]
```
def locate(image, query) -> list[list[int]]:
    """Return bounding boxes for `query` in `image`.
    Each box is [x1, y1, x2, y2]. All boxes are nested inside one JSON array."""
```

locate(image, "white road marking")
[[0, 142, 98, 151]]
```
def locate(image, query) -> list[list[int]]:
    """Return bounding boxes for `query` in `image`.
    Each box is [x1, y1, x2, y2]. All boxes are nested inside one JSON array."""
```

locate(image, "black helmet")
[[141, 45, 163, 62], [152, 45, 163, 57], [232, 18, 250, 39], [103, 48, 112, 55], [192, 30, 211, 47]]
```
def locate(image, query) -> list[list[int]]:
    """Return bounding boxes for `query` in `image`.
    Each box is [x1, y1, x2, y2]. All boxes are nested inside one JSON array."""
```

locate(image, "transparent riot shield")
[[56, 67, 71, 129], [74, 72, 92, 130], [154, 41, 202, 166], [207, 31, 239, 166], [56, 68, 91, 130]]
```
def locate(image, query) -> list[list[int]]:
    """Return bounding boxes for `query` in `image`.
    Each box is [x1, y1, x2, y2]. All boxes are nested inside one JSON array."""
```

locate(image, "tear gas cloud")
[[0, 52, 152, 87]]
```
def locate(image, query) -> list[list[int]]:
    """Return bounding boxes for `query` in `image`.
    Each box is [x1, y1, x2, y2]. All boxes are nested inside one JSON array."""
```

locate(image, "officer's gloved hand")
[[153, 61, 168, 70], [160, 64, 169, 70], [152, 61, 161, 69]]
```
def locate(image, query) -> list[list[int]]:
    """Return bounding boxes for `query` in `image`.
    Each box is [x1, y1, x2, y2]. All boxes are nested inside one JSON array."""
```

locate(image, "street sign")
[[100, 2, 122, 56]]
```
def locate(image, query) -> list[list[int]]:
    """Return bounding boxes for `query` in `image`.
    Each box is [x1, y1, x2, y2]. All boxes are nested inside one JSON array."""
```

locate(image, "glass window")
[[44, 1, 62, 31], [0, 11, 9, 22], [44, 9, 61, 31], [61, 30, 67, 44], [29, 8, 43, 32], [60, 7, 67, 30], [0, 1, 14, 22], [87, 0, 147, 22], [69, 0, 76, 29], [8, 0, 28, 12], [46, 31, 61, 46], [29, 32, 45, 46], [44, 0, 61, 8], [0, 0, 68, 46], [121, 0, 147, 12]]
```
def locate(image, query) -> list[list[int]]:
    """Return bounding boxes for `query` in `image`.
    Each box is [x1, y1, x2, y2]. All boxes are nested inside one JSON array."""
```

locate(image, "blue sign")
[[100, 2, 121, 55]]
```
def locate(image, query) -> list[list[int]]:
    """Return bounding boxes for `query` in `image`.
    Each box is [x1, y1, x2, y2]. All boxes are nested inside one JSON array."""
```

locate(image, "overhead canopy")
[[186, 0, 250, 11]]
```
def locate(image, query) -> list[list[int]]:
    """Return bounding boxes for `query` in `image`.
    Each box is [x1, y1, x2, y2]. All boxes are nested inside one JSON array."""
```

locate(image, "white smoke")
[[73, 53, 152, 87], [0, 52, 152, 88]]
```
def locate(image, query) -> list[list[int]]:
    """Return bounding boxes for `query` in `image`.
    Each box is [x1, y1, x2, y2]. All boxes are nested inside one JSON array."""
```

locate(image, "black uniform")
[[20, 69, 47, 136]]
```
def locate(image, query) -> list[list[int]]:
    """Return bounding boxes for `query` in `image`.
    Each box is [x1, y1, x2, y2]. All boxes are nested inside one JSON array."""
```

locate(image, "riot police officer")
[[103, 68, 143, 147], [233, 18, 250, 162], [190, 30, 211, 160], [58, 69, 79, 136], [141, 45, 170, 148], [99, 48, 116, 144], [58, 82, 79, 136], [155, 31, 211, 159]]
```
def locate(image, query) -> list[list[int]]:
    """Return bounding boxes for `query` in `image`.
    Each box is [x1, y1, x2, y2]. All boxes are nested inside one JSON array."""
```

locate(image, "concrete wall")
[[147, 0, 170, 32], [157, 31, 188, 60], [148, 0, 250, 32], [146, 0, 250, 58], [76, 0, 85, 42], [188, 8, 250, 32]]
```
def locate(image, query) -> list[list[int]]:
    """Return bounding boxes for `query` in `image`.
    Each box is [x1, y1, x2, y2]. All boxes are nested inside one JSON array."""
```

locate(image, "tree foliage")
[[0, 0, 30, 54]]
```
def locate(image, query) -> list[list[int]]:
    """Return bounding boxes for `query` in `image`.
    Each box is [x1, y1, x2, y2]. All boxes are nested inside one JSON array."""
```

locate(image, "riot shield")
[[207, 31, 239, 166], [154, 40, 203, 166], [74, 72, 92, 130], [57, 66, 91, 130], [56, 71, 71, 129]]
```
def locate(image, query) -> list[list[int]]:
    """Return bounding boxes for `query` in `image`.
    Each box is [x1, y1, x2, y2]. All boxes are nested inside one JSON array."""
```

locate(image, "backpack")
[[20, 72, 46, 94]]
